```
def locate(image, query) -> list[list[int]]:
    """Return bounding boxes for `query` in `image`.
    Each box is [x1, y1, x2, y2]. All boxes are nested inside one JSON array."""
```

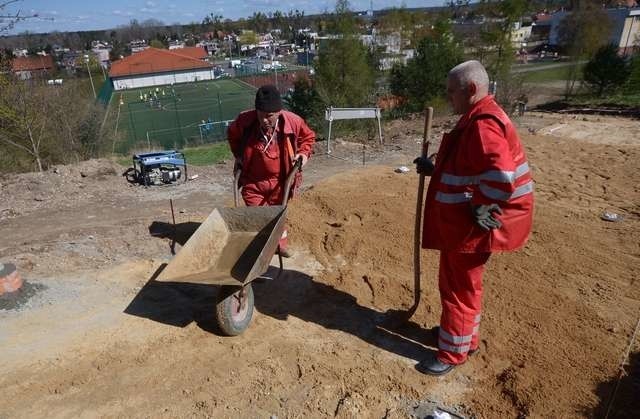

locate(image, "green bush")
[[583, 44, 630, 96]]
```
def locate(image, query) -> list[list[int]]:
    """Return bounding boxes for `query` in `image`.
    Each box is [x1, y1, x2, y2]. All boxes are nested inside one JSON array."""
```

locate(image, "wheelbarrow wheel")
[[215, 284, 254, 336]]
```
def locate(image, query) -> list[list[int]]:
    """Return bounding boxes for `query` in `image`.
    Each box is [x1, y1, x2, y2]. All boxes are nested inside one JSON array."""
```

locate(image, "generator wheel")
[[215, 284, 254, 336]]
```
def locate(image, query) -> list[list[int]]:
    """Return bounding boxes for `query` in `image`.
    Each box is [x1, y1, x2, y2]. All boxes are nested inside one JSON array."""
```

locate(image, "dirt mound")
[[288, 133, 640, 417], [289, 166, 431, 316], [0, 159, 126, 219]]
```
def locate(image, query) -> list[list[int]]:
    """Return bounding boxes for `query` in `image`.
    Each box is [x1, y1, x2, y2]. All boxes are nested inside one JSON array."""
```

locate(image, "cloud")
[[113, 10, 134, 16], [146, 1, 157, 6]]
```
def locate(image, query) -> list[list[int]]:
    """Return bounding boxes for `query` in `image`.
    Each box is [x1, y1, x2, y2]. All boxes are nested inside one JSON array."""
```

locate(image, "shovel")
[[383, 106, 433, 327]]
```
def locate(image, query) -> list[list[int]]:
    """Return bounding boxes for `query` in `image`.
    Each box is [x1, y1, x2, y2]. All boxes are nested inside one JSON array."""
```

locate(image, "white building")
[[109, 47, 214, 91]]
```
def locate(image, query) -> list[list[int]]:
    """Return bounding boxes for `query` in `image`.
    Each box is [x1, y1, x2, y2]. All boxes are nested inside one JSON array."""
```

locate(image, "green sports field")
[[110, 78, 257, 153]]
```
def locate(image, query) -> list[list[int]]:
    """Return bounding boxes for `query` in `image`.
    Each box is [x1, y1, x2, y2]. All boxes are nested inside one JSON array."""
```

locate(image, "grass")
[[116, 141, 233, 167], [110, 78, 257, 153], [568, 92, 640, 108], [521, 65, 582, 83], [182, 142, 233, 165]]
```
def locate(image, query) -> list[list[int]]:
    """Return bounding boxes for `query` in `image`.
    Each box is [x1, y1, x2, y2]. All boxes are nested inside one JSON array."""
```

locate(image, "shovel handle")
[[282, 156, 303, 204], [233, 166, 242, 208], [407, 106, 433, 318]]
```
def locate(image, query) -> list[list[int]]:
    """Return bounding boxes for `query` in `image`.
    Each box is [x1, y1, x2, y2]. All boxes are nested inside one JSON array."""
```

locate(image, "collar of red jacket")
[[277, 111, 296, 135], [247, 109, 296, 136], [454, 95, 497, 131]]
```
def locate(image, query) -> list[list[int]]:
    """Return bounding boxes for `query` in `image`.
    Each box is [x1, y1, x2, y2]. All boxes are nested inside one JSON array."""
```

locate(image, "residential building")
[[11, 55, 55, 79], [129, 40, 148, 53]]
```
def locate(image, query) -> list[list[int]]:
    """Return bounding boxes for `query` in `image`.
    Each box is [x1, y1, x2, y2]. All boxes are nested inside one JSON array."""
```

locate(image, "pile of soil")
[[287, 132, 640, 417]]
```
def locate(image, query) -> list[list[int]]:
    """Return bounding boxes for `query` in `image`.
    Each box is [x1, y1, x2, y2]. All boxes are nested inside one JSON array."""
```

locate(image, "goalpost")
[[198, 119, 235, 142]]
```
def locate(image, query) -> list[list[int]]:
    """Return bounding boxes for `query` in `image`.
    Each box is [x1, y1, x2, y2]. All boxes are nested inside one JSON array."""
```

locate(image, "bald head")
[[446, 60, 490, 114]]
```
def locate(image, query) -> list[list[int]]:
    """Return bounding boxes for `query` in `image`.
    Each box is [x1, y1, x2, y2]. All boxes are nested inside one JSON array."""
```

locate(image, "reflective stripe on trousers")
[[438, 250, 491, 365]]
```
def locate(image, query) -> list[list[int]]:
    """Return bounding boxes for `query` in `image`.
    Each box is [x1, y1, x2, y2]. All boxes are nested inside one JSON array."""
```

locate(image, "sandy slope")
[[1, 113, 638, 418]]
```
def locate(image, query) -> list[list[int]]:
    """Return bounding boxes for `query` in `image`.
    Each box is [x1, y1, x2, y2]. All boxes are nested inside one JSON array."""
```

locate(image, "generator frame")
[[131, 150, 188, 186]]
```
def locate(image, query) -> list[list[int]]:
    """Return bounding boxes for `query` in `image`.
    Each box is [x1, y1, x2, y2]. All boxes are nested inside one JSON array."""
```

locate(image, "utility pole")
[[84, 55, 96, 98]]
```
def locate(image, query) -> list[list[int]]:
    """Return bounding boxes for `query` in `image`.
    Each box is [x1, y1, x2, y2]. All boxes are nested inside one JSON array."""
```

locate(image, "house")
[[12, 48, 28, 58], [378, 49, 414, 71], [168, 40, 186, 50], [109, 47, 215, 90], [11, 55, 55, 80], [91, 42, 112, 69], [129, 40, 148, 53], [511, 21, 533, 48], [197, 40, 219, 55]]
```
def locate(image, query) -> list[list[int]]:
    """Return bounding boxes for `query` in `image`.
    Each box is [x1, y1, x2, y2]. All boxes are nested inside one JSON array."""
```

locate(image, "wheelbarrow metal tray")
[[156, 206, 287, 285]]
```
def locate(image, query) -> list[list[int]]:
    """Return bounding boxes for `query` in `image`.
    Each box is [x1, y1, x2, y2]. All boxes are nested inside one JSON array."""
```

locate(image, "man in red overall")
[[413, 60, 534, 375], [227, 85, 315, 257]]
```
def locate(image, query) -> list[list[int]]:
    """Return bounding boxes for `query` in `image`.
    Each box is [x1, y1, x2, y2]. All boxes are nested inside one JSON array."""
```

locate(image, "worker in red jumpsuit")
[[227, 85, 315, 258], [413, 60, 534, 375]]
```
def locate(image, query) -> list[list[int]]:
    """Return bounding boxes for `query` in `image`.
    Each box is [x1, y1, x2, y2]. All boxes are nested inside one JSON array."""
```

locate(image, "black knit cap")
[[255, 85, 283, 112]]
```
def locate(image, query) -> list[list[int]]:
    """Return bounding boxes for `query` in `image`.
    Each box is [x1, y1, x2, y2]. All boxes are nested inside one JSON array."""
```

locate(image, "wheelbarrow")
[[155, 158, 303, 336]]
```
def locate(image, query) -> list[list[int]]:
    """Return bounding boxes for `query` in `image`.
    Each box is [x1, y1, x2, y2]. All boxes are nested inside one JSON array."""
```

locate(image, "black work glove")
[[473, 204, 503, 231], [413, 156, 435, 176]]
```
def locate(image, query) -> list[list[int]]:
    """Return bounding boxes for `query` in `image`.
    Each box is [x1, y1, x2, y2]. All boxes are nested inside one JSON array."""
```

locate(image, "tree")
[[285, 76, 323, 129], [583, 44, 630, 96], [150, 39, 165, 49], [314, 0, 375, 108], [468, 0, 528, 108], [557, 5, 611, 98], [239, 30, 258, 47], [624, 54, 640, 95], [0, 76, 48, 171], [0, 0, 39, 33], [390, 20, 463, 111], [0, 68, 112, 173]]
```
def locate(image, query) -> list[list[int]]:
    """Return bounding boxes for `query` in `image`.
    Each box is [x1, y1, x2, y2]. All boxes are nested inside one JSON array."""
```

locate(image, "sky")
[[2, 0, 439, 35]]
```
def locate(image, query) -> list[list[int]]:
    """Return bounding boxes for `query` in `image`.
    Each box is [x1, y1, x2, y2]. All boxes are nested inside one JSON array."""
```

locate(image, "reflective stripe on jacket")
[[423, 95, 534, 252]]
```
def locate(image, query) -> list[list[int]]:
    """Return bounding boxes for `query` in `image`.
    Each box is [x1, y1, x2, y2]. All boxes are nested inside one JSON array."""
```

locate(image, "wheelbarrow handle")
[[233, 157, 302, 208], [233, 165, 242, 208], [282, 156, 303, 204]]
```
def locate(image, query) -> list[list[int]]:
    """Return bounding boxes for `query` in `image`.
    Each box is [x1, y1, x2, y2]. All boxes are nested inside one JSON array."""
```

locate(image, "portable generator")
[[123, 150, 187, 186]]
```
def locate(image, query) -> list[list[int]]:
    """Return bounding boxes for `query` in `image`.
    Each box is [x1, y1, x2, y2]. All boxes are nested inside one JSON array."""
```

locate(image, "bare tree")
[[0, 76, 49, 171], [557, 5, 611, 98], [0, 0, 39, 33], [0, 65, 112, 173]]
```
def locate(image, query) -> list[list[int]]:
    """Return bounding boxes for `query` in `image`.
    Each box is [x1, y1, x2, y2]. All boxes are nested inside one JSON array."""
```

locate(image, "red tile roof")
[[12, 55, 54, 72], [172, 46, 208, 59], [109, 47, 211, 78]]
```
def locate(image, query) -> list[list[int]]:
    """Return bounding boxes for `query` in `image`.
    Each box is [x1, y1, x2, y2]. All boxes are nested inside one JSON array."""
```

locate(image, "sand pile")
[[287, 133, 640, 417], [289, 166, 440, 323]]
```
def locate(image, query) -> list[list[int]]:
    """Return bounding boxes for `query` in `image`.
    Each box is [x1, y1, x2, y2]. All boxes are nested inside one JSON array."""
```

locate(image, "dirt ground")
[[1, 111, 639, 419]]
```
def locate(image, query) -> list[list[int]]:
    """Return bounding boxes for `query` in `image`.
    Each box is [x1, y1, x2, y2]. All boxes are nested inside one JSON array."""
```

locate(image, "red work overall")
[[422, 96, 534, 365], [228, 110, 315, 253]]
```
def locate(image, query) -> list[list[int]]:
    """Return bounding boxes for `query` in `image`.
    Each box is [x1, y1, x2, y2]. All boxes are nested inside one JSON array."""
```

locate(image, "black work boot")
[[415, 352, 455, 376]]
